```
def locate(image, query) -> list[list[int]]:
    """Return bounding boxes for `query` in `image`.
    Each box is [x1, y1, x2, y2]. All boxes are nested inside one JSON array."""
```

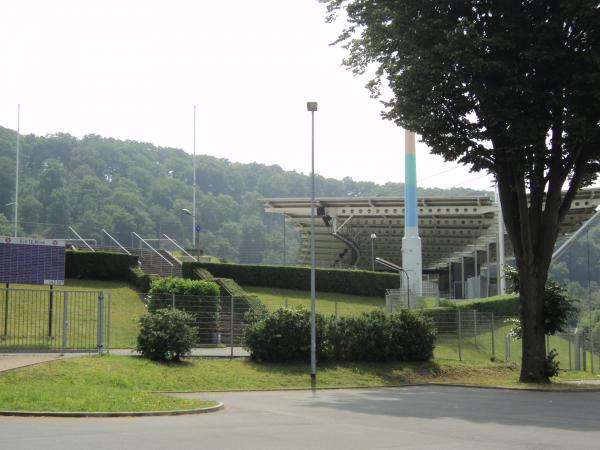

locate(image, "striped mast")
[[402, 130, 422, 295]]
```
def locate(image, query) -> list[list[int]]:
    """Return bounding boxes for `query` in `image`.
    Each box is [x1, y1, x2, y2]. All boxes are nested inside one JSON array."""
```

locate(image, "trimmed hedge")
[[145, 277, 221, 344], [66, 250, 139, 281], [243, 308, 435, 363], [128, 266, 156, 292], [441, 295, 519, 316], [183, 262, 400, 297]]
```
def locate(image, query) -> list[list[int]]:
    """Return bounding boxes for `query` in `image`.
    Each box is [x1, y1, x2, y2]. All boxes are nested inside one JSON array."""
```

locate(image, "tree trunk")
[[518, 267, 548, 382]]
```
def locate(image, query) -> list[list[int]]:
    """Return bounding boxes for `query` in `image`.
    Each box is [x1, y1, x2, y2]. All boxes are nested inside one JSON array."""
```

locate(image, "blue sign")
[[195, 225, 201, 232], [0, 237, 65, 285]]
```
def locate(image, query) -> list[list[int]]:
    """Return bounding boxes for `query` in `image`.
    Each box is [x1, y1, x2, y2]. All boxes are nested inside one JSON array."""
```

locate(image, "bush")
[[145, 277, 221, 344], [66, 250, 139, 281], [137, 309, 197, 361], [244, 308, 436, 363], [183, 262, 400, 297], [440, 295, 520, 316], [243, 308, 327, 362]]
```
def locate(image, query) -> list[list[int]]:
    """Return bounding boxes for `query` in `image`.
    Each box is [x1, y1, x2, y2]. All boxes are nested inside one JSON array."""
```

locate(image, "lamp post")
[[181, 208, 200, 261], [14, 104, 20, 238], [370, 233, 377, 271], [375, 257, 411, 309], [192, 106, 197, 248], [307, 100, 318, 383]]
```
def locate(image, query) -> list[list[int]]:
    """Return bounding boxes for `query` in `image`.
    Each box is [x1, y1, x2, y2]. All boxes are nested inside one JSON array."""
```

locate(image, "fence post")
[[505, 334, 511, 362], [48, 285, 54, 338], [473, 310, 477, 347], [172, 293, 176, 309], [97, 291, 104, 355], [457, 309, 463, 361], [230, 296, 234, 360], [568, 327, 572, 370], [574, 332, 581, 371], [106, 294, 111, 354], [583, 332, 587, 372], [591, 331, 595, 374], [3, 283, 8, 337], [62, 292, 68, 352], [490, 312, 495, 360]]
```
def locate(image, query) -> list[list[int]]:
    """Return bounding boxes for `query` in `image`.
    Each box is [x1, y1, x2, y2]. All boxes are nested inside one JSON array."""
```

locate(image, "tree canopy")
[[324, 0, 600, 381]]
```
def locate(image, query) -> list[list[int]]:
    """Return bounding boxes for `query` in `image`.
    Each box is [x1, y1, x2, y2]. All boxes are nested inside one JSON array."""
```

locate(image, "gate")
[[0, 288, 110, 353]]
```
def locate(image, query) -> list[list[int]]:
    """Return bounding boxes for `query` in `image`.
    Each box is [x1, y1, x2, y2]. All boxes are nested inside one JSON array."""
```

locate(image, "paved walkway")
[[0, 347, 250, 372], [0, 354, 66, 372]]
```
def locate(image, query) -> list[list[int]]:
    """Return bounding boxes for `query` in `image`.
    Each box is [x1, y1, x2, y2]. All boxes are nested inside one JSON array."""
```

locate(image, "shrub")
[[183, 262, 400, 297], [137, 309, 197, 361], [388, 310, 436, 361], [243, 308, 327, 362], [440, 296, 520, 316], [145, 277, 221, 344], [244, 308, 436, 363], [66, 250, 138, 281]]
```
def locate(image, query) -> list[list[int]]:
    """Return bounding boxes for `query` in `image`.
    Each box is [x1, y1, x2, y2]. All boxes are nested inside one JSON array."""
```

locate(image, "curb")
[[0, 402, 224, 418]]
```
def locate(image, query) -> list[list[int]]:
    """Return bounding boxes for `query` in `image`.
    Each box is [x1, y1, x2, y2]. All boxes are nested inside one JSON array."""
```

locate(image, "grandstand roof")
[[262, 188, 600, 271]]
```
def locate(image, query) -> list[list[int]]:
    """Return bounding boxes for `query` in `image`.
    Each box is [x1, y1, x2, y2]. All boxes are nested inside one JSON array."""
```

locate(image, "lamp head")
[[306, 102, 318, 112]]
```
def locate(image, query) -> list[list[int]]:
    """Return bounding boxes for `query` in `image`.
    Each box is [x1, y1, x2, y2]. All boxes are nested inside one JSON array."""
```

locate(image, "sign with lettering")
[[0, 237, 66, 285]]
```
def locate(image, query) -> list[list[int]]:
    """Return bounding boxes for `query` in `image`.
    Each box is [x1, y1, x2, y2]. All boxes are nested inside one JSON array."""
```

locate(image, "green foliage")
[[324, 0, 600, 382], [128, 266, 156, 292], [145, 277, 221, 344], [147, 276, 220, 297], [505, 267, 578, 336], [441, 295, 520, 317], [136, 309, 197, 361], [66, 250, 138, 281], [545, 349, 561, 378], [185, 262, 400, 297], [244, 308, 435, 363], [0, 126, 488, 266]]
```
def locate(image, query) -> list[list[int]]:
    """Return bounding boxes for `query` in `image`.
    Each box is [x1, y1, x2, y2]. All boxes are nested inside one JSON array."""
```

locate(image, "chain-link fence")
[[144, 294, 255, 351], [426, 309, 600, 373]]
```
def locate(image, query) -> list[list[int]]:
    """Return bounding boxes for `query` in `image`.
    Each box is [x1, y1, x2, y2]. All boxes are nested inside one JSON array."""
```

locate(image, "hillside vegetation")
[[0, 126, 488, 264]]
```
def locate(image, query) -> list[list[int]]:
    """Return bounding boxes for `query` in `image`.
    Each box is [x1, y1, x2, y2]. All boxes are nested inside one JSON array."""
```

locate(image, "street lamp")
[[181, 208, 200, 261], [307, 100, 318, 384], [370, 233, 377, 271], [375, 257, 411, 309]]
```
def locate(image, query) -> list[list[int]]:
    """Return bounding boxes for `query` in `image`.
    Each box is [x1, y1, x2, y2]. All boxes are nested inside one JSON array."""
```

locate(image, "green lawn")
[[433, 318, 598, 371], [243, 286, 385, 316], [0, 355, 596, 412]]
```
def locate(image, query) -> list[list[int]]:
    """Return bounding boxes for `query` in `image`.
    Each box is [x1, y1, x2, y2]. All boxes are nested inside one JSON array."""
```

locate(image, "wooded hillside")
[[0, 126, 489, 263]]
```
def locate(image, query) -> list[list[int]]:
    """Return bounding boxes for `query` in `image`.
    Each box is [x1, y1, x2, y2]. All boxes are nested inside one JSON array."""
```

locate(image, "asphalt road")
[[1, 386, 599, 449]]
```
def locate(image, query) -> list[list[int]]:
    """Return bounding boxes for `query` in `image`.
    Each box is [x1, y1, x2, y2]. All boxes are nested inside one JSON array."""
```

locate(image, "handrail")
[[68, 226, 95, 252], [101, 229, 131, 255], [332, 232, 361, 268], [131, 232, 173, 268], [162, 234, 195, 260]]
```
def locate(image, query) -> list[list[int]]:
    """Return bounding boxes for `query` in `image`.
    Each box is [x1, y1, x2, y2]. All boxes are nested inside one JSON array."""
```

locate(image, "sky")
[[0, 0, 498, 191]]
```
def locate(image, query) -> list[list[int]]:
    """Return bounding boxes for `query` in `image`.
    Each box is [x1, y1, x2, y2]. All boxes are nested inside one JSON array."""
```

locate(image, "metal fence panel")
[[0, 288, 110, 353]]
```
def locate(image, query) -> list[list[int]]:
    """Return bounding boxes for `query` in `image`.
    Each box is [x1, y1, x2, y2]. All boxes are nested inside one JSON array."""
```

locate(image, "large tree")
[[323, 0, 600, 381]]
